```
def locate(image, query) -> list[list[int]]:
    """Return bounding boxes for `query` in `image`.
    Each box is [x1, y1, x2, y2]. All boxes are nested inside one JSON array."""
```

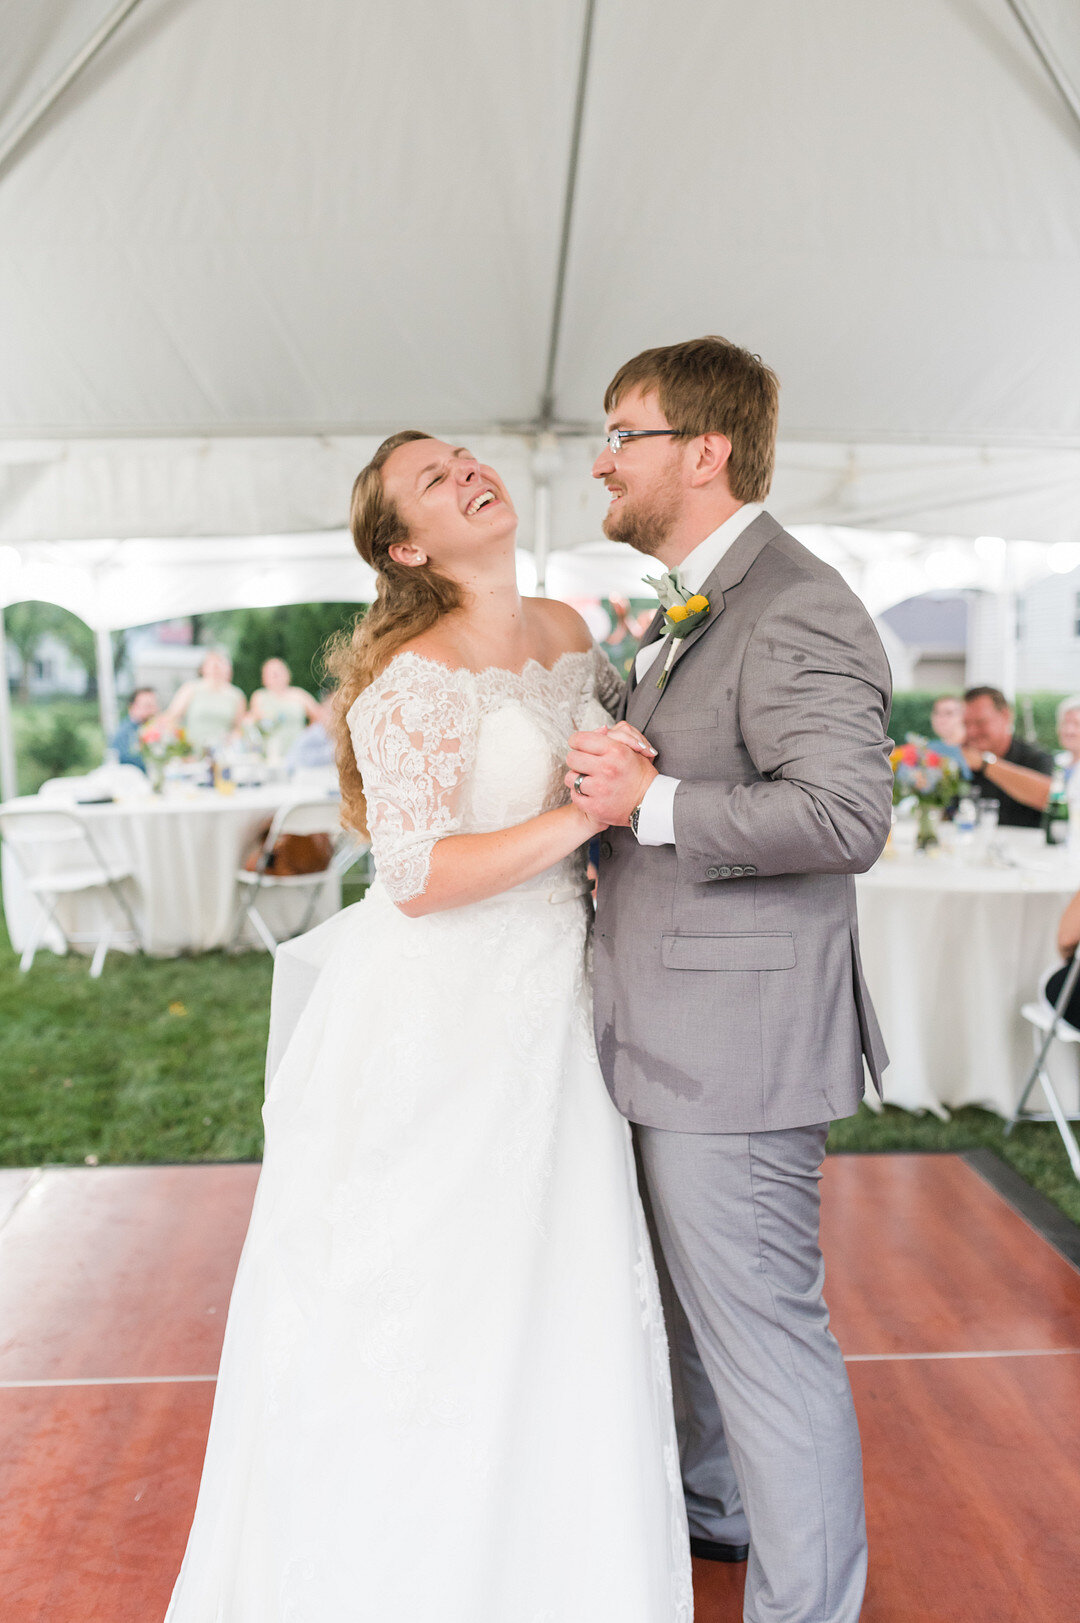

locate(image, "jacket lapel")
[[626, 511, 781, 733]]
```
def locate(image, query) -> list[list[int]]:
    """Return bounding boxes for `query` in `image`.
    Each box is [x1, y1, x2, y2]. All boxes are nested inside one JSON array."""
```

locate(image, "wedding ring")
[[574, 774, 586, 795]]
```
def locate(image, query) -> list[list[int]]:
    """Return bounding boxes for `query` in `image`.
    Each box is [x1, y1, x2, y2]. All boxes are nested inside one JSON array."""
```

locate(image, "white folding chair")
[[0, 805, 142, 977], [38, 776, 95, 801], [231, 798, 346, 956], [1008, 960, 1080, 1182]]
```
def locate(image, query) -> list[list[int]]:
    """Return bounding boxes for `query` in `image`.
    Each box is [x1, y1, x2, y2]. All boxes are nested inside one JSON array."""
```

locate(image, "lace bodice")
[[347, 645, 622, 905]]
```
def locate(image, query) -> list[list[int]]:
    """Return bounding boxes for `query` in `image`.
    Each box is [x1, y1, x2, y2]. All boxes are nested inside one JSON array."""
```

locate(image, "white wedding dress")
[[165, 647, 692, 1623]]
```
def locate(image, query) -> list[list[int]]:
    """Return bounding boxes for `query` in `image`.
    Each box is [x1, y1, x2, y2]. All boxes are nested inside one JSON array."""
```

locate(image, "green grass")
[[1, 897, 1078, 1232], [829, 1101, 1080, 1227], [0, 931, 274, 1165]]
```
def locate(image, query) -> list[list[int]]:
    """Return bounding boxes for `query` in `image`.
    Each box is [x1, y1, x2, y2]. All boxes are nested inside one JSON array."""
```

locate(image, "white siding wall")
[[1017, 570, 1080, 691]]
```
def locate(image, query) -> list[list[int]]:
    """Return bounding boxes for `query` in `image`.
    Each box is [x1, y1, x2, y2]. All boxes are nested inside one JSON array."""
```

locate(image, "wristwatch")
[[981, 752, 998, 768], [629, 803, 644, 839]]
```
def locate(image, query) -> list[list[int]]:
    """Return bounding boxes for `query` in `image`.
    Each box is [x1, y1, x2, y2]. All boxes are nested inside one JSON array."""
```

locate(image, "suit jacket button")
[[706, 865, 720, 879], [600, 838, 614, 859]]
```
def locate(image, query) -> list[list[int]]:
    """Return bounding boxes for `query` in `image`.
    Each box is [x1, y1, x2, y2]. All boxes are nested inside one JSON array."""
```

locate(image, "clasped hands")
[[564, 722, 658, 831]]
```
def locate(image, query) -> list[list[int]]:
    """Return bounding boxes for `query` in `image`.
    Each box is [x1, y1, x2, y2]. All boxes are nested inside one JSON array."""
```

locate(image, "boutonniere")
[[643, 571, 711, 689]]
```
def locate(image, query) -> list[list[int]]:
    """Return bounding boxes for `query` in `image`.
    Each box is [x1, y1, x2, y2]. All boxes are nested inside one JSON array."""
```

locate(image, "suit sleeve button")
[[730, 865, 744, 877], [719, 865, 732, 878], [706, 865, 720, 879], [745, 864, 757, 875]]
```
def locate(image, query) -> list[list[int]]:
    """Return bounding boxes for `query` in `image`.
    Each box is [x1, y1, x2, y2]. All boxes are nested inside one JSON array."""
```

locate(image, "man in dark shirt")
[[109, 687, 159, 771], [962, 686, 1053, 827]]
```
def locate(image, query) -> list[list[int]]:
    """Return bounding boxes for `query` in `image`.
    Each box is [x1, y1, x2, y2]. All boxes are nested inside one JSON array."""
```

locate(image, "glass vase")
[[916, 803, 941, 852]]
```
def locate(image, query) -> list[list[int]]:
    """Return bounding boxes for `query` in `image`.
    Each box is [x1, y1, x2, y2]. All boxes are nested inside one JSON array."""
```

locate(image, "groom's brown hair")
[[604, 336, 779, 504]]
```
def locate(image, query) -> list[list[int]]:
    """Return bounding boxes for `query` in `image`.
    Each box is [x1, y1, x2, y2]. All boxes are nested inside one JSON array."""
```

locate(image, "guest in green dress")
[[245, 658, 323, 760], [163, 651, 247, 754]]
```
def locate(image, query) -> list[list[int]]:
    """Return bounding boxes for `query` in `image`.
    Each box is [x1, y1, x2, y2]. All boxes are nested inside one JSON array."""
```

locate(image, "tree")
[[201, 603, 365, 699], [4, 601, 96, 701]]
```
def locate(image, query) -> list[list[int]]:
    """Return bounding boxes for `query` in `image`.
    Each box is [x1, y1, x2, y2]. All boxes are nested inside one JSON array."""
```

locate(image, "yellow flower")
[[667, 603, 690, 622], [168, 1001, 188, 1017], [685, 594, 709, 614]]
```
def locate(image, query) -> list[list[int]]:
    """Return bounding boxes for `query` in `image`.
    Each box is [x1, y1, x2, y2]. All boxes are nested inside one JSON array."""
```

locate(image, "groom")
[[566, 336, 892, 1623]]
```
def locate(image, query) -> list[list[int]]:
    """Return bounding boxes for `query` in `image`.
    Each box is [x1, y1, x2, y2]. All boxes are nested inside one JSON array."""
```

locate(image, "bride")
[[164, 432, 692, 1622]]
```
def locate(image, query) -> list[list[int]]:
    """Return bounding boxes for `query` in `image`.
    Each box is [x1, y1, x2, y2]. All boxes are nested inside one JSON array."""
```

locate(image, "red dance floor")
[[1, 1154, 1078, 1622]]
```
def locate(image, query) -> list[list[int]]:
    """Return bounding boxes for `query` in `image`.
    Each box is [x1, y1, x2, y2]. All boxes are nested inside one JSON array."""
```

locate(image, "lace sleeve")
[[591, 643, 625, 718], [347, 672, 478, 905]]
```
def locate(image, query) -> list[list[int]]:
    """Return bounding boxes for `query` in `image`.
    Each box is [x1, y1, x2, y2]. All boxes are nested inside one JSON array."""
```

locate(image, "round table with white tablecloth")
[[0, 784, 343, 957], [855, 831, 1080, 1118]]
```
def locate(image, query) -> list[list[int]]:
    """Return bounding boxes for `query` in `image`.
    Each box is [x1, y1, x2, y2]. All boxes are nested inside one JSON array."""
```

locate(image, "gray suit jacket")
[[593, 510, 893, 1134]]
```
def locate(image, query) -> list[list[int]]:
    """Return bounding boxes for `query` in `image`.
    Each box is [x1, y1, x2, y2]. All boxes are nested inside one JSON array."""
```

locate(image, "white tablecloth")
[[856, 832, 1080, 1118], [0, 786, 342, 957]]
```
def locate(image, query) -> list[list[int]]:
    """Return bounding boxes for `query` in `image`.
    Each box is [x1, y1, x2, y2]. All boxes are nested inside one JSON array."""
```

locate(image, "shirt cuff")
[[634, 774, 680, 845]]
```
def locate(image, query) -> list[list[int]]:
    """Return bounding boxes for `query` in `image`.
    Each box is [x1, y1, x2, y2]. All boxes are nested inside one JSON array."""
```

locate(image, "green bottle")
[[1043, 756, 1069, 846]]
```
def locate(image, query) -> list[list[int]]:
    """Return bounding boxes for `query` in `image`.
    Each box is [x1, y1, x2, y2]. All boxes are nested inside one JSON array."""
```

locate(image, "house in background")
[[877, 570, 1073, 696], [876, 594, 969, 692], [4, 631, 89, 699], [1015, 566, 1080, 692], [123, 622, 205, 705]]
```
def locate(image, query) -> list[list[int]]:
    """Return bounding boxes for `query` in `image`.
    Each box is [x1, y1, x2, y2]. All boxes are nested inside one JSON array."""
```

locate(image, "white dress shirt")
[[632, 503, 763, 845]]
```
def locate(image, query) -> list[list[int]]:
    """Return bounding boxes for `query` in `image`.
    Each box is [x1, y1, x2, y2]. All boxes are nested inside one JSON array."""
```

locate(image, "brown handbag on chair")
[[243, 821, 334, 876]]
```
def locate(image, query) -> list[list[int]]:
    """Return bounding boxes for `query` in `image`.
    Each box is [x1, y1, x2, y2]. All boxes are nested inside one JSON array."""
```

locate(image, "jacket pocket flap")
[[661, 932, 796, 971]]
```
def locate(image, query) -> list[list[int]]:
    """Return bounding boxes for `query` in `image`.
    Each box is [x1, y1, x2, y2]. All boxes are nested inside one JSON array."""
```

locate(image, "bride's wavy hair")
[[323, 431, 464, 836]]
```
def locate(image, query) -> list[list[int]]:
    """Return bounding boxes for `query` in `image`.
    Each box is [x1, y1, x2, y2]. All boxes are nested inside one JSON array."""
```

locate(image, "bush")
[[14, 702, 103, 795], [887, 692, 941, 744]]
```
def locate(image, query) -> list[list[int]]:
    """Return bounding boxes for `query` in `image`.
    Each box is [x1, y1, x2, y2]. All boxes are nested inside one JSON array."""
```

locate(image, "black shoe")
[[689, 1535, 749, 1564]]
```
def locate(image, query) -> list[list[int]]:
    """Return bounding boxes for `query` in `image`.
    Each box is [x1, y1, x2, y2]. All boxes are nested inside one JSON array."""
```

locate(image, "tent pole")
[[0, 0, 146, 182], [533, 480, 551, 598], [531, 434, 561, 597], [538, 0, 598, 428], [95, 628, 120, 744], [1004, 0, 1080, 140], [0, 611, 17, 800]]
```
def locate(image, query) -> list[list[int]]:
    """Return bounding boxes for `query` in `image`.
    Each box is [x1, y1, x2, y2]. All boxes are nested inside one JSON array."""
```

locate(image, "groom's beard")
[[601, 462, 682, 559]]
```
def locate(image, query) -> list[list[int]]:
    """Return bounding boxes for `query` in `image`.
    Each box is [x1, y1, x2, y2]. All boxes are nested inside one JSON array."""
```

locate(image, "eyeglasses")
[[604, 428, 681, 456]]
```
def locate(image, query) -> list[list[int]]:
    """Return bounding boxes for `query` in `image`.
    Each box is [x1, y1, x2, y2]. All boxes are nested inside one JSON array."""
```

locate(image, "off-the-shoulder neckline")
[[373, 646, 597, 683]]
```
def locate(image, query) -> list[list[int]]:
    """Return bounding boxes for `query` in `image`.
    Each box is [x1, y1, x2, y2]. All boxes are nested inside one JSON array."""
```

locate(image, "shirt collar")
[[676, 503, 764, 596]]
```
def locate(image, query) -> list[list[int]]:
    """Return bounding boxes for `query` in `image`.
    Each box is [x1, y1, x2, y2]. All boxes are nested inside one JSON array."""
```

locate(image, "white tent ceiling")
[[0, 0, 1078, 552]]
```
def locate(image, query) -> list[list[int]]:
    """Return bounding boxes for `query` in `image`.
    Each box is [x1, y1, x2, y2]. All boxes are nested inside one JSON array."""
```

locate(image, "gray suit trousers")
[[636, 1123, 867, 1623]]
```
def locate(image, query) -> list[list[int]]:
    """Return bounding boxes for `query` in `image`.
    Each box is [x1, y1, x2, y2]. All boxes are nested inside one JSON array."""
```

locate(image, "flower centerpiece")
[[889, 734, 961, 851], [139, 724, 188, 793]]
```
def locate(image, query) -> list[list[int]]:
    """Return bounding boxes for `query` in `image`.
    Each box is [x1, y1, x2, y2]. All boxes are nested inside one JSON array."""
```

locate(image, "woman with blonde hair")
[[162, 648, 246, 752], [165, 432, 692, 1623], [246, 657, 322, 759]]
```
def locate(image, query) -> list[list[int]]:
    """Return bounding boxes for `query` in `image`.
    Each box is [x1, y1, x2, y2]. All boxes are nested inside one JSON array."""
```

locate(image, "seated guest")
[[929, 694, 971, 778], [246, 658, 323, 757], [961, 686, 1053, 827], [1046, 888, 1080, 1031], [284, 700, 335, 773], [109, 687, 159, 770], [163, 651, 246, 754], [1057, 695, 1080, 782]]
